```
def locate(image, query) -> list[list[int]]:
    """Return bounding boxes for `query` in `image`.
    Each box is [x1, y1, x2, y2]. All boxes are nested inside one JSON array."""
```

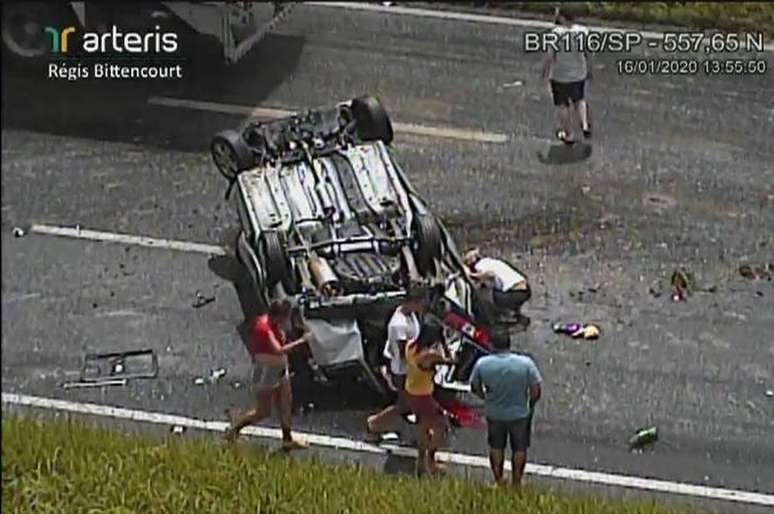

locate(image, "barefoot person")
[[366, 289, 427, 442], [542, 8, 592, 144], [405, 320, 456, 476], [225, 299, 312, 450], [470, 331, 542, 488]]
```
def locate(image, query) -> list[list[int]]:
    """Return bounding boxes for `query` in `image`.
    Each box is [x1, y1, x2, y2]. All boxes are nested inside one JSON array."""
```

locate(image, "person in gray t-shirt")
[[541, 8, 592, 144]]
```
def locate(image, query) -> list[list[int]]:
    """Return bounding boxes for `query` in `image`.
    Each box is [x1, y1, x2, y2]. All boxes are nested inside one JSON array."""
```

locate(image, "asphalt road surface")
[[2, 2, 773, 505]]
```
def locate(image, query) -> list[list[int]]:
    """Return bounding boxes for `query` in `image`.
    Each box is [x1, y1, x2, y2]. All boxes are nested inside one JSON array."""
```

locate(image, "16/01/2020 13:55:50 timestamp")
[[616, 58, 768, 76]]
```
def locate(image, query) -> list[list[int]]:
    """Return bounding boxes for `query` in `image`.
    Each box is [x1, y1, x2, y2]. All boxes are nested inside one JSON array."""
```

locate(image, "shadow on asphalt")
[[537, 143, 592, 165], [208, 254, 245, 284], [1, 33, 305, 153]]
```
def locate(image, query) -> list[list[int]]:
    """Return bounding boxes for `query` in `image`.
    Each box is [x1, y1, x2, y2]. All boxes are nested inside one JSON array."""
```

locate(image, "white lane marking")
[[3, 292, 43, 303], [306, 2, 774, 52], [95, 310, 145, 318], [29, 224, 227, 256], [2, 392, 773, 507], [147, 96, 508, 144], [148, 96, 294, 119], [392, 122, 506, 144]]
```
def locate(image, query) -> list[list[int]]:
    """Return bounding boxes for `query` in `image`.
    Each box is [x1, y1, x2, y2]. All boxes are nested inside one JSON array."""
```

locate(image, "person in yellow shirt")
[[405, 320, 456, 476]]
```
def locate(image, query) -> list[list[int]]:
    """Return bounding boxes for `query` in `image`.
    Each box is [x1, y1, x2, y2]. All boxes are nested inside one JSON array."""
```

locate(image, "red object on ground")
[[438, 398, 486, 430]]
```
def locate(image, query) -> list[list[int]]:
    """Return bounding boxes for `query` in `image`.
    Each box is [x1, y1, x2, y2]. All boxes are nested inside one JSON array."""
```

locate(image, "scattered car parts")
[[81, 348, 159, 382], [62, 378, 128, 389], [193, 290, 216, 308]]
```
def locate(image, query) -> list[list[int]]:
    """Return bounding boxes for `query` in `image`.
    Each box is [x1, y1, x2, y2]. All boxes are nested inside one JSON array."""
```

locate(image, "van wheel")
[[351, 95, 394, 145], [259, 231, 290, 289], [211, 130, 253, 180], [412, 215, 443, 276]]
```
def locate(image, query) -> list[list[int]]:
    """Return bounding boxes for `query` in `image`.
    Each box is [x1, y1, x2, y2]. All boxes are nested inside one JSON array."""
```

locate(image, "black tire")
[[351, 95, 393, 145], [259, 231, 290, 288], [412, 215, 443, 276], [234, 230, 255, 282], [211, 130, 254, 180], [235, 230, 270, 310]]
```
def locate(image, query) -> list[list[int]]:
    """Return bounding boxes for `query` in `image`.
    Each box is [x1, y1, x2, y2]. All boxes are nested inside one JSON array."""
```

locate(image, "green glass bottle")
[[628, 427, 658, 449]]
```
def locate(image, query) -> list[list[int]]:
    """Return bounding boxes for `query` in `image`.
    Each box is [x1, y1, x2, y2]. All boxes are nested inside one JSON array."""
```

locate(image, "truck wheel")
[[412, 215, 443, 276], [259, 231, 290, 288], [351, 95, 393, 145], [211, 130, 254, 180]]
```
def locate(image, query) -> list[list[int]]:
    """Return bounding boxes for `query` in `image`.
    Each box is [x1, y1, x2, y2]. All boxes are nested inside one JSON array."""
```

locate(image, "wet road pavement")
[[3, 2, 774, 500]]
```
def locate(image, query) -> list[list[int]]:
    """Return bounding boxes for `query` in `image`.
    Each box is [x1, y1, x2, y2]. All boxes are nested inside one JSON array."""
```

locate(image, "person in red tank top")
[[225, 299, 312, 450], [250, 313, 288, 355]]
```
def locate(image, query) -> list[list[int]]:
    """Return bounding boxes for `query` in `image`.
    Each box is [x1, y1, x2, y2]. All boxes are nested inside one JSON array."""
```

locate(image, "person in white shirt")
[[365, 288, 427, 442], [464, 248, 531, 324], [541, 8, 592, 144]]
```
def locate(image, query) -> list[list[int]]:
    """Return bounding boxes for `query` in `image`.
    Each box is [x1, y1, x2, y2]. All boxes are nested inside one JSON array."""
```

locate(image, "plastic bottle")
[[628, 427, 658, 449]]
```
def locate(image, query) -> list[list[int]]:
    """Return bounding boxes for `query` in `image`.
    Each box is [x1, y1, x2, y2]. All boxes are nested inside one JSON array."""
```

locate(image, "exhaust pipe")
[[308, 256, 340, 296]]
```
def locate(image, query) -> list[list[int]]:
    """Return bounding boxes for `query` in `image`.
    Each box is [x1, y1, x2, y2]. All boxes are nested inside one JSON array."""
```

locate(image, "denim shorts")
[[252, 361, 288, 390]]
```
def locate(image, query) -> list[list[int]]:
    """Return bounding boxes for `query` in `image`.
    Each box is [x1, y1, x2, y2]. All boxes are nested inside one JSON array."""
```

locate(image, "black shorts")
[[551, 80, 585, 106], [487, 416, 532, 452], [493, 287, 531, 312]]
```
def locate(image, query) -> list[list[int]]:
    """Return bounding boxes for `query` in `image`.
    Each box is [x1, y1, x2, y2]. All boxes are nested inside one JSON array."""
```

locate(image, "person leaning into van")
[[463, 248, 531, 325]]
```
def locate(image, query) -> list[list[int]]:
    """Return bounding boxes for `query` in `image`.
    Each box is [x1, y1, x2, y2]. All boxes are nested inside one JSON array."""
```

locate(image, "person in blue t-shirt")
[[470, 331, 542, 488]]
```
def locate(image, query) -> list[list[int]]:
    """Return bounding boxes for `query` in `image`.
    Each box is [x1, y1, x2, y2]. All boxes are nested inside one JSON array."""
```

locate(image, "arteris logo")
[[44, 26, 76, 53], [44, 25, 178, 54]]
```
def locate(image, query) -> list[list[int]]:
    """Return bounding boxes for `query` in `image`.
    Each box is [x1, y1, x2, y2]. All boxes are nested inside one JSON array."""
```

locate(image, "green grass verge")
[[441, 3, 774, 39], [2, 416, 700, 514]]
